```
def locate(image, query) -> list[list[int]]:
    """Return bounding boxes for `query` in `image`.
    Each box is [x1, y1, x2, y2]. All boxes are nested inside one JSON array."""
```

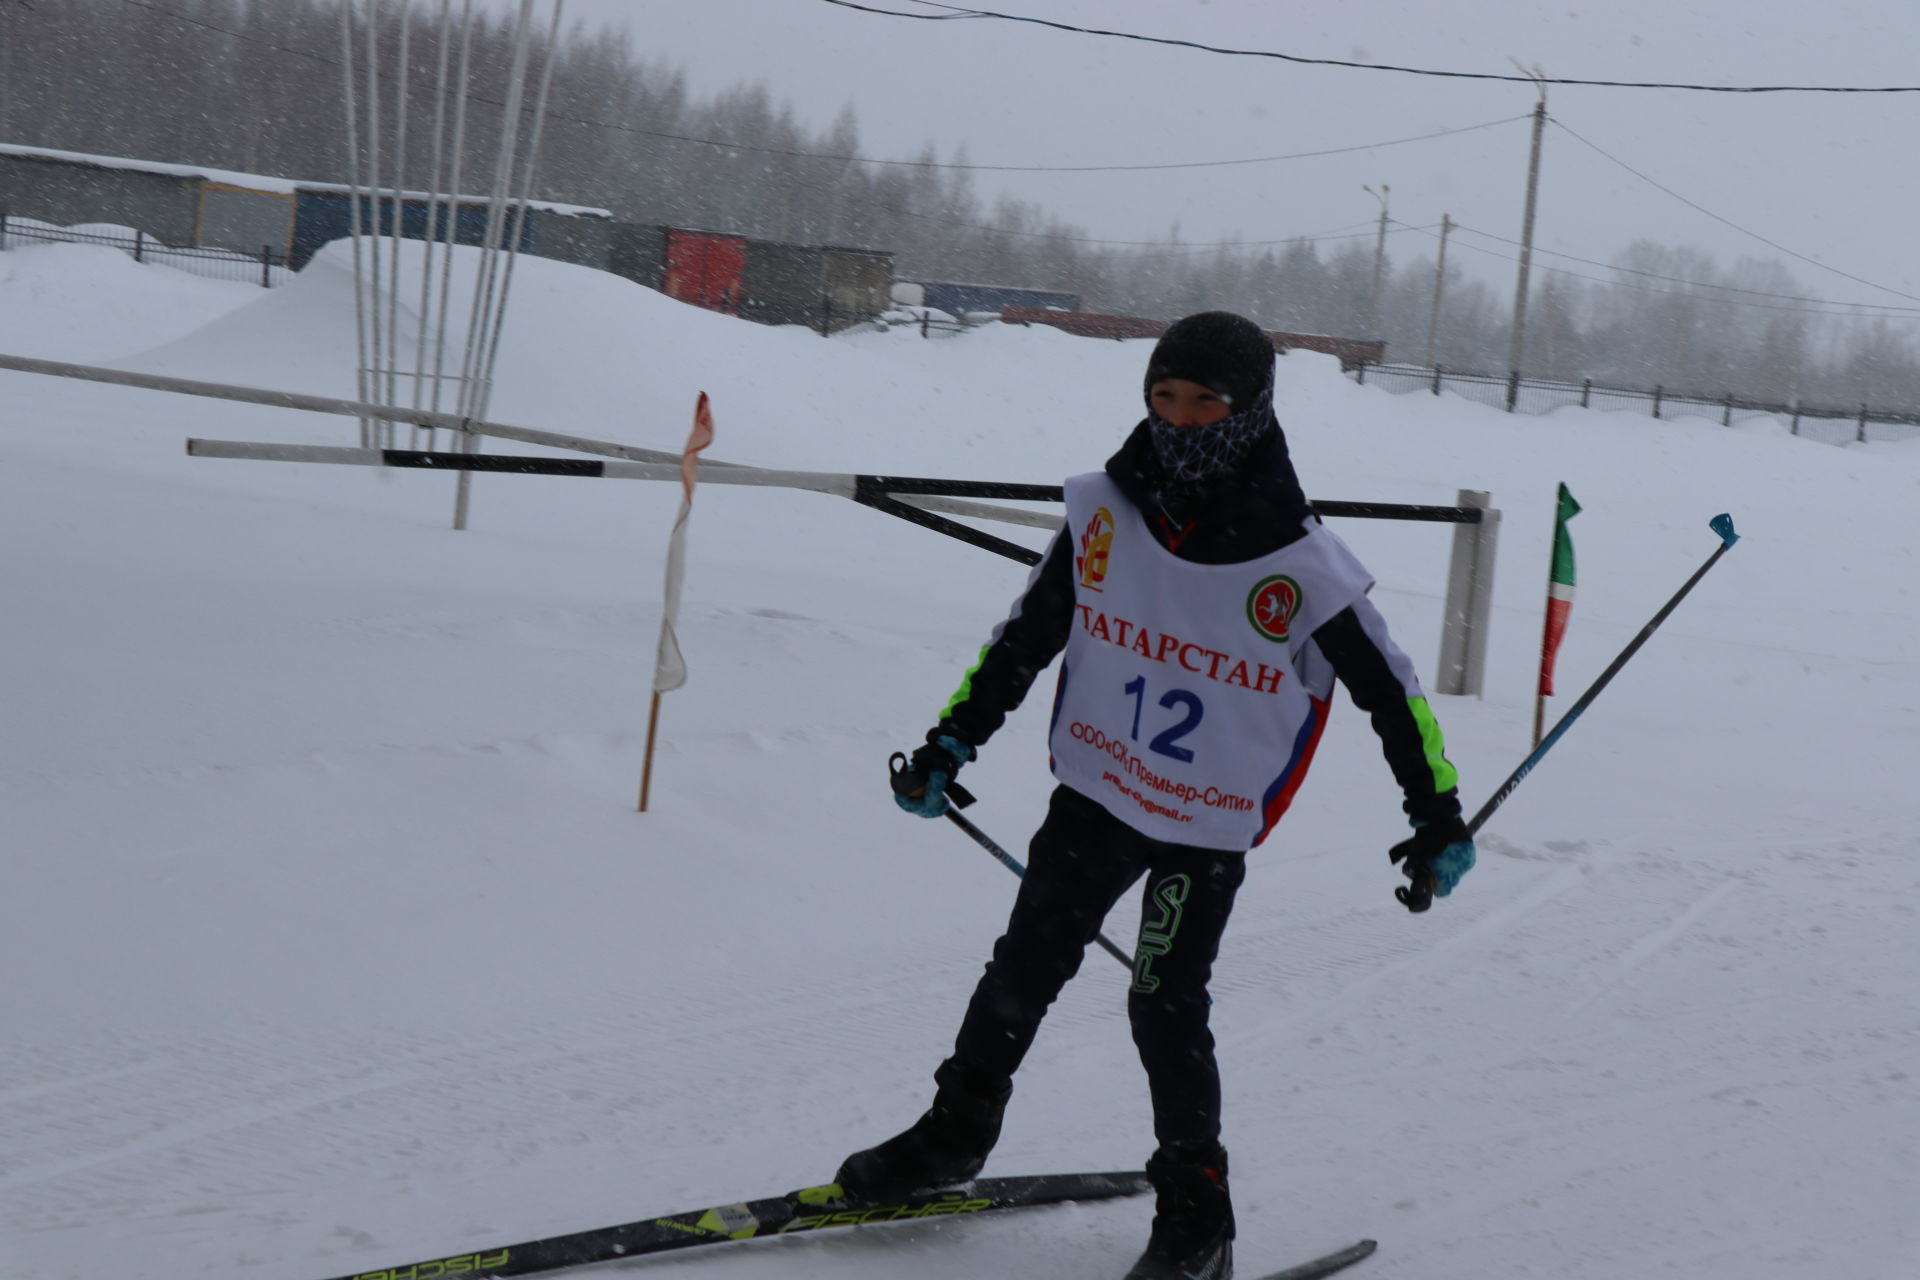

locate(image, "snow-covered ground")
[[2, 239, 1914, 1280]]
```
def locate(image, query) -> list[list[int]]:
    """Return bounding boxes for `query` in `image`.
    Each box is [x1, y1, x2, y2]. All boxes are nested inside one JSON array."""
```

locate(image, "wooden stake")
[[638, 689, 663, 812]]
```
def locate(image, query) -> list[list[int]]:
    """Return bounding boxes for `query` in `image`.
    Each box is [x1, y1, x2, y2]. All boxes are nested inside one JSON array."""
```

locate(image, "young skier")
[[834, 311, 1475, 1279]]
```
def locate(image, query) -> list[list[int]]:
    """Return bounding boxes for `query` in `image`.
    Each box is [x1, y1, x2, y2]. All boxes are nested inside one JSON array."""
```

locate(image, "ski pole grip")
[[887, 751, 977, 809], [1395, 879, 1434, 914]]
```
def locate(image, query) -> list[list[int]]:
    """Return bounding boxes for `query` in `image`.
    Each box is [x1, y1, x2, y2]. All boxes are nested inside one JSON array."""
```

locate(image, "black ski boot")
[[1123, 1140, 1235, 1280], [832, 1057, 1013, 1203]]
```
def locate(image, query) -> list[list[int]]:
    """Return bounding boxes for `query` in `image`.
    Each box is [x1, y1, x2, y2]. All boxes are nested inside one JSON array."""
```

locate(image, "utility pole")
[[1364, 183, 1390, 341], [1505, 81, 1548, 410], [1425, 213, 1453, 368]]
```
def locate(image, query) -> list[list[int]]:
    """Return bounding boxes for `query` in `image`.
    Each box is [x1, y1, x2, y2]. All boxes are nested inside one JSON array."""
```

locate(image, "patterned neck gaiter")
[[1146, 382, 1276, 488]]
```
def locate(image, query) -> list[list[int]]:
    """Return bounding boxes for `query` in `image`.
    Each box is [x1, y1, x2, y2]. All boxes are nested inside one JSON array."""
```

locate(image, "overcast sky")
[[493, 0, 1919, 312]]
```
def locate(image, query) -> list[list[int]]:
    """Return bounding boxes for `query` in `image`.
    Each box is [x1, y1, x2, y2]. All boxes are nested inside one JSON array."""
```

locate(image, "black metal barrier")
[[850, 473, 1485, 568], [186, 439, 1489, 571]]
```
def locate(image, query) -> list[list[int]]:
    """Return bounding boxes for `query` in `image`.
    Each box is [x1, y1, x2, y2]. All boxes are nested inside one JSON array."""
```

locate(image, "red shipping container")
[[662, 229, 747, 315]]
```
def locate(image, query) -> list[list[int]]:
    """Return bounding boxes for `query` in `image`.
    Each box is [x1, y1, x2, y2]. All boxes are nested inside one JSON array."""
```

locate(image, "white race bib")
[[1047, 473, 1373, 848]]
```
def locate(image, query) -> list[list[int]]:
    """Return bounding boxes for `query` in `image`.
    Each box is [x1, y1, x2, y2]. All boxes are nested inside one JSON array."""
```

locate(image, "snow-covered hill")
[[2, 238, 1914, 1280]]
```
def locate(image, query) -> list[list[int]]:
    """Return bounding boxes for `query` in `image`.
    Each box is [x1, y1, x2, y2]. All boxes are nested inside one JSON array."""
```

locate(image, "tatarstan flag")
[[1538, 483, 1581, 696]]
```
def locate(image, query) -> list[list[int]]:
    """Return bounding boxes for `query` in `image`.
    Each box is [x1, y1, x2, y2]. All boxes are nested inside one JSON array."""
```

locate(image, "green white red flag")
[[1537, 482, 1581, 696], [652, 392, 715, 694]]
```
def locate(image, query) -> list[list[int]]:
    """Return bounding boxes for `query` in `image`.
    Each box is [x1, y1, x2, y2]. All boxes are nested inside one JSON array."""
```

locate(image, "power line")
[[1547, 118, 1920, 305], [109, 0, 1441, 256], [116, 0, 1915, 298], [777, 162, 1426, 252], [995, 218, 1425, 253], [117, 0, 333, 65], [814, 114, 1528, 173], [525, 110, 1517, 176], [1397, 220, 1920, 322], [1447, 222, 1920, 314], [101, 0, 1449, 253], [117, 0, 1521, 177], [822, 1, 1920, 94]]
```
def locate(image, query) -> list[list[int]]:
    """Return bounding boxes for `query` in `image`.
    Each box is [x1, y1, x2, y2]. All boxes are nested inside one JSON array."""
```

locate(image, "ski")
[[316, 1169, 1149, 1280], [1251, 1237, 1379, 1280]]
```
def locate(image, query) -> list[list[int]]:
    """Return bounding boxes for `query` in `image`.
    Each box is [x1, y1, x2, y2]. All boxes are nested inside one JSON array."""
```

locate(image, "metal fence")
[[1352, 360, 1920, 447], [872, 306, 997, 339], [0, 214, 292, 288]]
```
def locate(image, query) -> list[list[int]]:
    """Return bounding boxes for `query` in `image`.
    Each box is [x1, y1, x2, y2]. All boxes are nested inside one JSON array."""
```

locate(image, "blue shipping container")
[[912, 281, 1080, 315], [289, 192, 529, 270]]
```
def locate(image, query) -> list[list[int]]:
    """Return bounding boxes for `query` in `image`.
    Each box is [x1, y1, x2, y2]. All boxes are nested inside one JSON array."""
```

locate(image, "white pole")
[[362, 0, 387, 439], [1436, 489, 1499, 698], [411, 0, 454, 444], [0, 350, 690, 465], [460, 0, 536, 418], [451, 0, 537, 532], [474, 0, 564, 413], [339, 0, 373, 446], [383, 0, 413, 430], [430, 0, 476, 444]]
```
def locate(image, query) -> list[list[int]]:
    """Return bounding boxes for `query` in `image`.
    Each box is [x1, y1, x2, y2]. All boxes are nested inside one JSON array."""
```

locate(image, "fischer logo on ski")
[[348, 1250, 511, 1279]]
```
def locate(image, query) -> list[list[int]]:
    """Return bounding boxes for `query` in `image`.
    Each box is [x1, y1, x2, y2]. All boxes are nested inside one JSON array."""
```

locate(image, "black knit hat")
[[1142, 311, 1277, 411]]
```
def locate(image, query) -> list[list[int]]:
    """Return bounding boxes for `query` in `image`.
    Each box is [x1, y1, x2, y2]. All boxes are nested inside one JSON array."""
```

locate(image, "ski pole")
[[1400, 513, 1740, 912], [889, 753, 1135, 970]]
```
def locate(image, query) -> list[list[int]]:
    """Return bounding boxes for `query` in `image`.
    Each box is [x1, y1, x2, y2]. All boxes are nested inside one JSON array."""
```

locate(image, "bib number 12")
[[1123, 675, 1204, 764]]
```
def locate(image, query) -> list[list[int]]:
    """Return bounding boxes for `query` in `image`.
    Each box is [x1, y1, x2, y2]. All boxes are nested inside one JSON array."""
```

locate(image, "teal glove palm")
[[1389, 817, 1475, 913], [892, 734, 974, 818]]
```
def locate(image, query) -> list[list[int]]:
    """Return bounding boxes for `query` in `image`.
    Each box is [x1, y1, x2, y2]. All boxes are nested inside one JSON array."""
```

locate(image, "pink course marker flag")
[[1537, 482, 1581, 697]]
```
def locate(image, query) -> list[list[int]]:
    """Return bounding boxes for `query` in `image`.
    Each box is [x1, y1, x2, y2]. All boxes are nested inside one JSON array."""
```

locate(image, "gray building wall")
[[615, 227, 890, 332], [740, 242, 892, 332], [607, 222, 666, 289], [528, 209, 614, 269], [0, 151, 201, 245], [0, 149, 890, 334], [742, 240, 824, 328], [197, 184, 296, 255], [822, 246, 891, 333]]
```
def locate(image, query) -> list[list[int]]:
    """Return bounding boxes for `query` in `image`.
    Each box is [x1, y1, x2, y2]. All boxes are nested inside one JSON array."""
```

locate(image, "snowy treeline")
[[2, 0, 1916, 406]]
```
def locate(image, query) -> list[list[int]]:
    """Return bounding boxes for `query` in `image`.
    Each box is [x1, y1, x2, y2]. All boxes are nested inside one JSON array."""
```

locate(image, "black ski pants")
[[950, 784, 1248, 1146]]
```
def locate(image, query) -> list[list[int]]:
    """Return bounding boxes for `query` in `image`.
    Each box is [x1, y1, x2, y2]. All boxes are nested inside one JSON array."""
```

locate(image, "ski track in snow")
[[11, 830, 1908, 1277]]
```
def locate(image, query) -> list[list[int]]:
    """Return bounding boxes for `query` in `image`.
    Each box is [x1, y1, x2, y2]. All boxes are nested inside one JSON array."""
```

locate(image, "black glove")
[[1388, 816, 1476, 913], [890, 732, 974, 818]]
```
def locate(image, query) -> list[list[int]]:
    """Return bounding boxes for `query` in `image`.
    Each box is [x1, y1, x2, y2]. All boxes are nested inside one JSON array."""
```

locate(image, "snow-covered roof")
[[293, 179, 610, 219], [2, 141, 300, 194], [0, 142, 611, 218]]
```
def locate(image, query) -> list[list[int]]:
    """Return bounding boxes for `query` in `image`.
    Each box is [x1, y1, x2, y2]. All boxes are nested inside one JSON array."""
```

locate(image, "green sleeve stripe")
[[940, 645, 995, 720], [1408, 696, 1460, 794]]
